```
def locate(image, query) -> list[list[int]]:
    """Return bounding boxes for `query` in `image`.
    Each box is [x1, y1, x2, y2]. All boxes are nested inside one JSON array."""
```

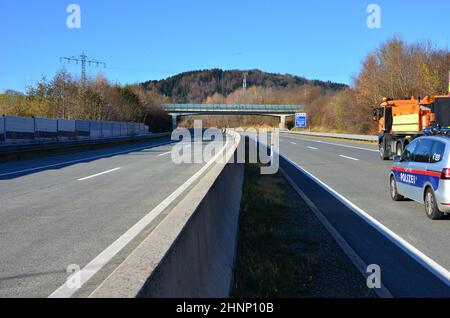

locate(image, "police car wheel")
[[424, 188, 444, 220], [390, 176, 403, 201]]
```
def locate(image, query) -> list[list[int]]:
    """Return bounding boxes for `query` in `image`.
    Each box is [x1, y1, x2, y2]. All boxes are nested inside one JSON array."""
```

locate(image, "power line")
[[60, 51, 106, 85]]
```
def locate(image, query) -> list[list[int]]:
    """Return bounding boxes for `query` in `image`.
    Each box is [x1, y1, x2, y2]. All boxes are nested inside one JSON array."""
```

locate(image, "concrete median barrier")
[[90, 132, 244, 298]]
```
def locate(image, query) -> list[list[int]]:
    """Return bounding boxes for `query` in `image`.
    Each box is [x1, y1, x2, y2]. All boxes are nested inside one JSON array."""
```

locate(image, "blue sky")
[[1, 0, 449, 92]]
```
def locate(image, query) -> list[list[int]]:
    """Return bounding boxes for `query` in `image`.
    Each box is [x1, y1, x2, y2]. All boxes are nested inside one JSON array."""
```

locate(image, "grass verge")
[[232, 162, 376, 298]]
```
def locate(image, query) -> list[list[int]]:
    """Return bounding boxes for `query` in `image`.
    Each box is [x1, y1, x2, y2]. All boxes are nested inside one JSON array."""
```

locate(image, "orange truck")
[[372, 93, 450, 160]]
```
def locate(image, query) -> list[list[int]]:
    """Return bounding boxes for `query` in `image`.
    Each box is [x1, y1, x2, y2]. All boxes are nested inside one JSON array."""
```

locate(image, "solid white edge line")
[[77, 167, 122, 181], [0, 140, 175, 178], [280, 167, 393, 298], [339, 155, 359, 161], [282, 135, 378, 153], [279, 153, 450, 287], [48, 133, 235, 298]]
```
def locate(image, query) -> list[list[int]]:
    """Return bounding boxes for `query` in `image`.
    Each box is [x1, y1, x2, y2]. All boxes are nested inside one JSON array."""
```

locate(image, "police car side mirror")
[[393, 155, 402, 163]]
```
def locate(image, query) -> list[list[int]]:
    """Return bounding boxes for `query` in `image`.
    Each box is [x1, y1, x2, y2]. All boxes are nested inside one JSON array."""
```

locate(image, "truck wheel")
[[390, 176, 404, 201], [424, 188, 444, 220], [379, 144, 389, 160], [396, 142, 403, 156]]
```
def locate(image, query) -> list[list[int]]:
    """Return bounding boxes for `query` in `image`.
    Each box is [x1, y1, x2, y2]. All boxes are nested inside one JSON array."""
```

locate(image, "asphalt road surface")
[[2, 132, 449, 297], [0, 136, 224, 298], [279, 133, 450, 275]]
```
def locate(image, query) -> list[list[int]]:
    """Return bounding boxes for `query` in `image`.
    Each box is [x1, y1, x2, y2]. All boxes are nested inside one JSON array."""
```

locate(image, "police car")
[[390, 135, 450, 220]]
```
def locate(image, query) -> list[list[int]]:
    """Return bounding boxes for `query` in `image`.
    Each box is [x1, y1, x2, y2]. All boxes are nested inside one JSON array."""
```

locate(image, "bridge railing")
[[163, 104, 303, 112]]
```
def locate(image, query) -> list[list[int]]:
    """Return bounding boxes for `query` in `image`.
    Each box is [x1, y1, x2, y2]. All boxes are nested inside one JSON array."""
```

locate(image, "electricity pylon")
[[60, 51, 106, 85]]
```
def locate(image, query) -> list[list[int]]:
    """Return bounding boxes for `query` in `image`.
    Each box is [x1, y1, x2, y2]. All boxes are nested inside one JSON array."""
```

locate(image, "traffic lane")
[[280, 133, 379, 151], [0, 137, 212, 201], [280, 134, 380, 163], [279, 157, 450, 297], [0, 141, 182, 202], [279, 138, 450, 271], [0, 140, 220, 298], [0, 139, 224, 298], [0, 140, 198, 218], [279, 134, 386, 167], [0, 136, 173, 179]]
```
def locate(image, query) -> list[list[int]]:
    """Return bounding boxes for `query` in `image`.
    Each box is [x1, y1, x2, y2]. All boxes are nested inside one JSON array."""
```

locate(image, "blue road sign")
[[295, 113, 307, 128]]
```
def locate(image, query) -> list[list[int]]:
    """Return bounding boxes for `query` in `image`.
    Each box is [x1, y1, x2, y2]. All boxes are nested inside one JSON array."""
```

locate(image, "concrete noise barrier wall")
[[4, 116, 35, 144], [0, 116, 5, 143], [102, 122, 113, 138], [0, 115, 150, 145], [35, 117, 57, 142], [57, 119, 76, 141], [75, 120, 90, 140], [89, 121, 102, 139]]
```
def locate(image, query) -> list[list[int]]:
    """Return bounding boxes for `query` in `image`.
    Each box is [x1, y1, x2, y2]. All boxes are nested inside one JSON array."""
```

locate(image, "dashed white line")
[[339, 155, 359, 161], [0, 140, 174, 178], [48, 134, 234, 298], [77, 167, 121, 181], [307, 146, 318, 150], [290, 142, 297, 145], [283, 136, 378, 152], [158, 151, 172, 157]]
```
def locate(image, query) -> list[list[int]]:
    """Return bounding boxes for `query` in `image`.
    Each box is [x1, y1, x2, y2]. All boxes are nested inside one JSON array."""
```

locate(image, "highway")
[[1, 131, 449, 298], [279, 133, 450, 295], [0, 136, 224, 298]]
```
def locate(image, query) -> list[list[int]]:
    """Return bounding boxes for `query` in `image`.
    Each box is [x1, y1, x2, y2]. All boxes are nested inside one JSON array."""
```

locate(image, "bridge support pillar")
[[171, 114, 178, 130], [279, 115, 287, 129]]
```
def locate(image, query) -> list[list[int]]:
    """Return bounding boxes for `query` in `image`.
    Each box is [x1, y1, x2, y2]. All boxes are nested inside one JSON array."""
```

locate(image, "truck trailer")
[[373, 95, 450, 160]]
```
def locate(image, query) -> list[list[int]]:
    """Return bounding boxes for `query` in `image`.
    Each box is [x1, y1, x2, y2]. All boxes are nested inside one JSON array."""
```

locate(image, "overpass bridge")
[[162, 104, 304, 129]]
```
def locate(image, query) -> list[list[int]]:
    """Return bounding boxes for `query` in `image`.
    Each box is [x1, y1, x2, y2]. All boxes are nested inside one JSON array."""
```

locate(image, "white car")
[[390, 136, 450, 220]]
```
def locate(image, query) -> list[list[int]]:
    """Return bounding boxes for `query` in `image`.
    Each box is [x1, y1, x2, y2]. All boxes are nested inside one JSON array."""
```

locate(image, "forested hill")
[[141, 69, 348, 103]]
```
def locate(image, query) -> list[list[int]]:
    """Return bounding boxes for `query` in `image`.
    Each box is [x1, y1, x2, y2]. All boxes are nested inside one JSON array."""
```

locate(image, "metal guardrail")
[[163, 104, 304, 112], [0, 133, 171, 155], [283, 131, 378, 142]]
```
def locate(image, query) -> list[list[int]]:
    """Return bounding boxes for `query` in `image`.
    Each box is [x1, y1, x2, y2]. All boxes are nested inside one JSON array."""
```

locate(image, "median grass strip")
[[232, 163, 376, 298]]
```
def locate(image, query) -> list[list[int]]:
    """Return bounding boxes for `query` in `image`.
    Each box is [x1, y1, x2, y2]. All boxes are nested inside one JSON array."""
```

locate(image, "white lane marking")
[[0, 141, 174, 178], [339, 155, 359, 161], [283, 136, 378, 152], [280, 153, 450, 287], [159, 144, 192, 157], [158, 151, 172, 157], [290, 142, 297, 145], [307, 146, 318, 150], [77, 168, 121, 181], [280, 167, 392, 298], [48, 134, 234, 298]]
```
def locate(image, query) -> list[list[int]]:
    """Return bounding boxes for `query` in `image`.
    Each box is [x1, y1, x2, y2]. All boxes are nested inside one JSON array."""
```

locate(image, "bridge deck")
[[163, 104, 303, 113]]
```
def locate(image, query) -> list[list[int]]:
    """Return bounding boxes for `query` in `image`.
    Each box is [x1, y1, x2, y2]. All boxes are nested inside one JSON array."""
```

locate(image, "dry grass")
[[232, 163, 319, 297], [232, 162, 376, 298]]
